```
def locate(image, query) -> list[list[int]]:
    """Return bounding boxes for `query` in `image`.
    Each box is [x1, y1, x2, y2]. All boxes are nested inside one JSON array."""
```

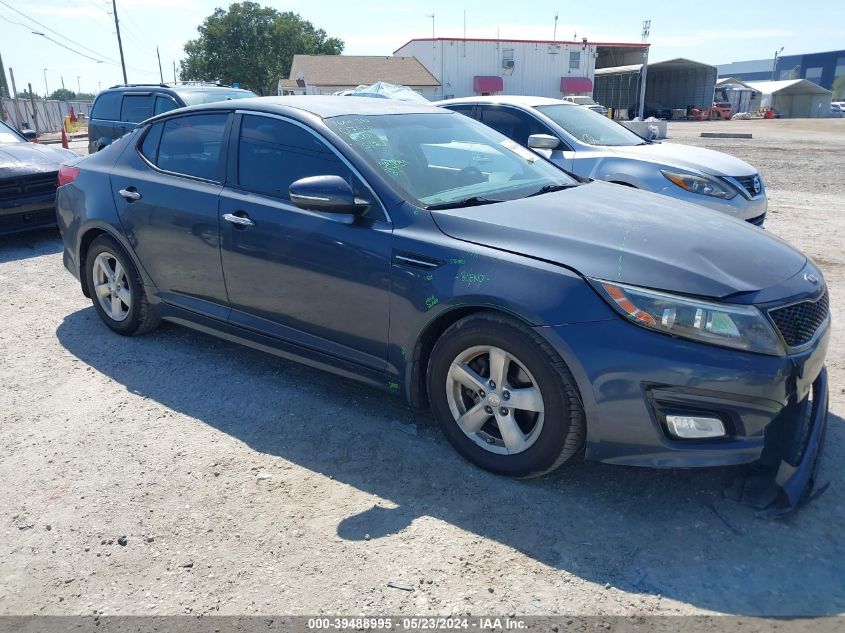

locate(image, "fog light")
[[666, 415, 726, 439]]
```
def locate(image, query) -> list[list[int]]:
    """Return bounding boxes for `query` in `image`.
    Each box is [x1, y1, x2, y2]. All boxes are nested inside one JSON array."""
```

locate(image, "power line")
[[0, 0, 115, 62], [0, 3, 159, 76]]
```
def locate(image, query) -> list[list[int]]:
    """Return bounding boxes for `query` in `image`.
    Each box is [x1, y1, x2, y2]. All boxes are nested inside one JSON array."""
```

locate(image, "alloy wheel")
[[445, 345, 545, 455], [91, 252, 131, 322]]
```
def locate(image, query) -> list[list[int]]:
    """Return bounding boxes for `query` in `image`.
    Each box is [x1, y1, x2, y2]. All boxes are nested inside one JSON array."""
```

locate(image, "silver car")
[[437, 96, 767, 225]]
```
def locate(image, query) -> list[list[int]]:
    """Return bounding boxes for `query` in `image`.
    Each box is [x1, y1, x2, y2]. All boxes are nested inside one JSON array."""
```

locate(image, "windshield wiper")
[[425, 196, 504, 210], [527, 183, 577, 197]]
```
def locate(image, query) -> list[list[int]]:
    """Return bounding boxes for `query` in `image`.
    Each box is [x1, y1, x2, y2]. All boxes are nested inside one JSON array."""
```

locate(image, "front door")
[[109, 111, 231, 319], [218, 113, 392, 370]]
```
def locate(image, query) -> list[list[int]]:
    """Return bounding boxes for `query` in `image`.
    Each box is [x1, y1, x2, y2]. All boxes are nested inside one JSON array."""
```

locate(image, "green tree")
[[76, 92, 96, 101], [180, 1, 344, 95], [49, 88, 76, 101], [833, 76, 845, 100]]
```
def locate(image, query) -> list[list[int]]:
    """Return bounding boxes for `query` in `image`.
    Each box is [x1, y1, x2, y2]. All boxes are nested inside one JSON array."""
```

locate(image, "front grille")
[[0, 172, 58, 201], [734, 174, 761, 197], [0, 208, 56, 232], [769, 290, 829, 348]]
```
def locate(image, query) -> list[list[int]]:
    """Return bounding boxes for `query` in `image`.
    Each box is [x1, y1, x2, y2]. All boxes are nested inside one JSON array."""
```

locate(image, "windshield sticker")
[[499, 139, 537, 163], [378, 158, 408, 177]]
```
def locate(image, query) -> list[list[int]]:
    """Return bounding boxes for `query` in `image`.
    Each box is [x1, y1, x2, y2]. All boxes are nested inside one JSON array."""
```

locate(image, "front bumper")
[[653, 182, 768, 224], [537, 317, 830, 473], [0, 192, 57, 235]]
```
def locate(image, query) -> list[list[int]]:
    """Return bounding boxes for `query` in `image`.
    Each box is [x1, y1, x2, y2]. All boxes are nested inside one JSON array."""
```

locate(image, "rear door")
[[88, 91, 122, 152], [109, 111, 232, 319]]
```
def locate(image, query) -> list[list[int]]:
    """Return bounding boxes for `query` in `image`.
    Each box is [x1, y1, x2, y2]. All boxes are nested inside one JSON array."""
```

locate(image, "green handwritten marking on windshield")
[[387, 381, 400, 390], [449, 257, 466, 265], [378, 159, 408, 177], [425, 295, 439, 309], [456, 271, 487, 284]]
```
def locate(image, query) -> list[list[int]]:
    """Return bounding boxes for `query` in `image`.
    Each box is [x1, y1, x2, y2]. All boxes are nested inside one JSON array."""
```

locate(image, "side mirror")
[[527, 134, 560, 150], [289, 175, 370, 215], [21, 129, 38, 142]]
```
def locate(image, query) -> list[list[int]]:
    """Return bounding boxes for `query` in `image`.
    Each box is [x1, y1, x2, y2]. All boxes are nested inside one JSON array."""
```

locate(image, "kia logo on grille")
[[752, 176, 761, 195], [804, 273, 820, 285]]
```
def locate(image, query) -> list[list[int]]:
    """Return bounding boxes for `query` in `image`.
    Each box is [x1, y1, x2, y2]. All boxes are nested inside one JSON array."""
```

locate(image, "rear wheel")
[[427, 312, 585, 478], [85, 235, 159, 336]]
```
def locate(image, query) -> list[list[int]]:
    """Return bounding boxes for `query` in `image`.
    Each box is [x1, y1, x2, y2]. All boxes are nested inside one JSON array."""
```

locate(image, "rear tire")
[[427, 312, 585, 478], [84, 234, 159, 336]]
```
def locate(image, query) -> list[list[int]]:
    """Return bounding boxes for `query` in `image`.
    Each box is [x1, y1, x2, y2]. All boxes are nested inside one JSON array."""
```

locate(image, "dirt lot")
[[1, 119, 844, 618]]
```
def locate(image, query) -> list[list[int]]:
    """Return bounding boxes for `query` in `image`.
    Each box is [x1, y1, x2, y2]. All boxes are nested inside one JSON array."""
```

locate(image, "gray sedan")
[[437, 95, 767, 225]]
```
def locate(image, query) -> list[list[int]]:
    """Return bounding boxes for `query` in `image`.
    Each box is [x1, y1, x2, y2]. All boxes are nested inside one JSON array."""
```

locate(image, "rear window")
[[177, 89, 255, 106], [91, 91, 122, 120], [121, 94, 155, 123]]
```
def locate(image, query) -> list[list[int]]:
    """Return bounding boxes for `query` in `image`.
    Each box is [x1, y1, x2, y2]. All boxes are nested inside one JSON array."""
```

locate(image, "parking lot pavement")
[[0, 120, 844, 617]]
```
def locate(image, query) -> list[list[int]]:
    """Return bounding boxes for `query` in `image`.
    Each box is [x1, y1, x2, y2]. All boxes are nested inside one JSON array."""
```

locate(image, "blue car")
[[56, 97, 829, 509]]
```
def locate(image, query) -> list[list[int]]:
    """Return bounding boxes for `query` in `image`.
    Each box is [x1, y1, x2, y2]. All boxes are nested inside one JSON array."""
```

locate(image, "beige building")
[[280, 55, 440, 98]]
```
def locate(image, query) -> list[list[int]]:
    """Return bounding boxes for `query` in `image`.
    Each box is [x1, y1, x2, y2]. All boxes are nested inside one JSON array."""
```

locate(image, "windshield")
[[176, 89, 256, 106], [325, 112, 577, 208], [0, 121, 23, 144], [536, 104, 645, 147]]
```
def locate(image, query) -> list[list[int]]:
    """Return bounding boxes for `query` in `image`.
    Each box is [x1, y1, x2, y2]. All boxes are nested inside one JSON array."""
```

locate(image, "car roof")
[[193, 95, 450, 119], [435, 95, 574, 108]]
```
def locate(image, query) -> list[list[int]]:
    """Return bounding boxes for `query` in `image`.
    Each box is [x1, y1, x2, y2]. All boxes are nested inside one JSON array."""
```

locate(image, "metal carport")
[[594, 58, 717, 118]]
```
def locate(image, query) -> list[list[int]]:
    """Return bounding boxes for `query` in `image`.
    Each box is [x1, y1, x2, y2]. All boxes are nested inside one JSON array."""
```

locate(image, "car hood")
[[0, 143, 75, 177], [605, 142, 756, 177], [430, 181, 805, 299]]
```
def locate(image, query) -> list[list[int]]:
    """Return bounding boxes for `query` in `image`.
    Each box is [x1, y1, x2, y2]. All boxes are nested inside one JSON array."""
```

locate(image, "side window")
[[91, 92, 121, 121], [139, 122, 163, 163], [156, 113, 228, 181], [237, 115, 351, 200], [479, 106, 549, 146], [443, 105, 477, 120], [154, 96, 179, 115], [121, 94, 155, 123]]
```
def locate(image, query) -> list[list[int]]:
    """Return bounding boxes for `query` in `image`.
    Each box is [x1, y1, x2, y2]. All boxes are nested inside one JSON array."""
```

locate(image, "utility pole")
[[9, 67, 24, 130], [172, 60, 177, 83], [156, 46, 164, 83], [0, 50, 8, 121], [77, 76, 81, 93], [638, 19, 651, 120], [771, 47, 784, 81], [43, 68, 49, 99], [27, 82, 40, 133], [112, 0, 128, 84], [552, 12, 558, 44]]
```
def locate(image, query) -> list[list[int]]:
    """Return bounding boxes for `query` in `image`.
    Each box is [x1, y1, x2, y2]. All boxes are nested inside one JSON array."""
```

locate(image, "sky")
[[1, 0, 843, 96]]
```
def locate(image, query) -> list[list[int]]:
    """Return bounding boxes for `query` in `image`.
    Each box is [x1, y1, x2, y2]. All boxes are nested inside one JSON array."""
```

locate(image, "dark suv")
[[87, 83, 255, 154]]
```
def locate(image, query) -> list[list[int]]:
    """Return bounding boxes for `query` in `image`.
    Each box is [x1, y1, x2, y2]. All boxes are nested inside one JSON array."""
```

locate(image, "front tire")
[[84, 234, 159, 336], [427, 312, 585, 478]]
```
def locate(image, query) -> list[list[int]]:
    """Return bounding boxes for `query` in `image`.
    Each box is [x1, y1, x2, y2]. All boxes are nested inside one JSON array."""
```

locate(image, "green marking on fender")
[[456, 271, 487, 284], [387, 381, 400, 390], [425, 295, 439, 309]]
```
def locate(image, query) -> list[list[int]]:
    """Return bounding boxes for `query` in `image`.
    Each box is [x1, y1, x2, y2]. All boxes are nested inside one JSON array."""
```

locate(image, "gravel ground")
[[1, 119, 844, 618]]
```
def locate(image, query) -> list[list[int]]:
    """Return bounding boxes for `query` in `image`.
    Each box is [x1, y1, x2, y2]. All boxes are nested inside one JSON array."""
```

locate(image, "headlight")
[[660, 169, 736, 200], [592, 280, 784, 355]]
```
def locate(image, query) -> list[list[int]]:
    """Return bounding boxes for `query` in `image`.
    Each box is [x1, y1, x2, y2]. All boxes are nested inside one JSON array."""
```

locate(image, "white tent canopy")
[[745, 79, 832, 118]]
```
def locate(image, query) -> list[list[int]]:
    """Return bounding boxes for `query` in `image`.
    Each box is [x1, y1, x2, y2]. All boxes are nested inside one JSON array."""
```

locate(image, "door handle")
[[222, 212, 255, 227], [119, 188, 141, 201]]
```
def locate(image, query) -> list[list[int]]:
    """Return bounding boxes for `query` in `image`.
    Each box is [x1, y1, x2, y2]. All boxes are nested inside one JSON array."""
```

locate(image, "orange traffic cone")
[[61, 124, 69, 149]]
